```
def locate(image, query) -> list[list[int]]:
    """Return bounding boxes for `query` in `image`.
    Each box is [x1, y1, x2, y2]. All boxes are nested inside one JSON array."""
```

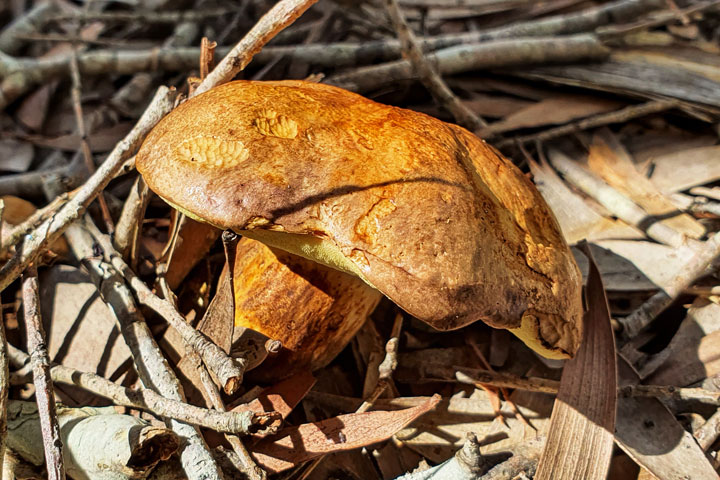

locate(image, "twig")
[[394, 432, 489, 480], [0, 261, 8, 475], [384, 0, 486, 131], [62, 221, 223, 480], [113, 175, 150, 261], [397, 0, 534, 9], [68, 44, 114, 233], [186, 350, 267, 480], [49, 8, 235, 24], [6, 344, 276, 436], [404, 364, 720, 406], [194, 0, 320, 96], [88, 223, 247, 395], [493, 99, 676, 145], [597, 0, 720, 39], [325, 34, 609, 93], [0, 193, 71, 260], [0, 1, 61, 55], [0, 86, 175, 293], [547, 146, 688, 248], [618, 231, 720, 339], [694, 407, 720, 451], [21, 265, 65, 480]]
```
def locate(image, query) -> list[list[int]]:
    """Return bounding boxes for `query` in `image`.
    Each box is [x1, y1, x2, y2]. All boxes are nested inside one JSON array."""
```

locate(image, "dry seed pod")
[[231, 237, 382, 381], [137, 80, 583, 359]]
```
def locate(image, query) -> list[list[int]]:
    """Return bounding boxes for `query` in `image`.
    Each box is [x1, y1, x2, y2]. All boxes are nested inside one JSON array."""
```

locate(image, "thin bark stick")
[[6, 344, 274, 436], [403, 364, 720, 405], [493, 99, 674, 145], [618, 231, 720, 338], [113, 175, 150, 261], [0, 193, 71, 260], [325, 34, 609, 93], [22, 266, 65, 480], [694, 407, 720, 451], [63, 222, 223, 480], [49, 8, 234, 24], [194, 0, 320, 96], [68, 45, 114, 233], [0, 86, 175, 293], [384, 0, 486, 131], [547, 147, 688, 248], [89, 223, 247, 395], [186, 350, 266, 480], [0, 280, 8, 475]]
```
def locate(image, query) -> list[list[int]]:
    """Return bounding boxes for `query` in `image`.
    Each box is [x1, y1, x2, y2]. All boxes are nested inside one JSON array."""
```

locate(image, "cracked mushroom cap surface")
[[136, 80, 583, 359]]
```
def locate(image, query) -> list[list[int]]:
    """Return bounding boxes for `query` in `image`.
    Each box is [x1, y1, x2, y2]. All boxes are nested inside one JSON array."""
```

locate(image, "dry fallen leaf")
[[535, 243, 617, 480], [587, 129, 705, 239], [39, 265, 132, 406], [481, 94, 623, 136], [234, 370, 316, 422], [250, 394, 440, 473], [529, 157, 643, 244], [649, 145, 720, 193], [615, 357, 719, 480]]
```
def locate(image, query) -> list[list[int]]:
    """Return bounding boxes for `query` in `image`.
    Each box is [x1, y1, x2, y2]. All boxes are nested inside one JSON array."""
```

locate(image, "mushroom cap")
[[136, 80, 583, 358]]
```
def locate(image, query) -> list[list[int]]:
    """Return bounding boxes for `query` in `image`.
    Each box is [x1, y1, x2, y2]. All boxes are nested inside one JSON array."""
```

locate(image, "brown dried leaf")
[[587, 130, 705, 239], [529, 157, 643, 244], [535, 244, 616, 480], [308, 392, 551, 463], [164, 215, 221, 289], [481, 94, 623, 135], [39, 266, 132, 406], [250, 395, 440, 473], [615, 357, 719, 480], [234, 370, 316, 421], [649, 145, 720, 193], [0, 140, 34, 173]]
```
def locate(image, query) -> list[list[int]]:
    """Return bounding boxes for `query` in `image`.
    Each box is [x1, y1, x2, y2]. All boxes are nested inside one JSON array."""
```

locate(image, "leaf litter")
[[1, 1, 720, 479]]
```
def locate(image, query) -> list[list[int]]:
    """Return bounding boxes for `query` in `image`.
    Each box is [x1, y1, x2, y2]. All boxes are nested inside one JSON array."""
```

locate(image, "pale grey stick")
[[63, 221, 224, 480], [21, 266, 65, 480], [7, 344, 270, 435], [0, 86, 175, 293]]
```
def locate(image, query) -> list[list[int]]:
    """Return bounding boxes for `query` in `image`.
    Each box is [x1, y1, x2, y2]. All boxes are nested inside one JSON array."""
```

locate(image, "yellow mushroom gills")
[[136, 80, 583, 359]]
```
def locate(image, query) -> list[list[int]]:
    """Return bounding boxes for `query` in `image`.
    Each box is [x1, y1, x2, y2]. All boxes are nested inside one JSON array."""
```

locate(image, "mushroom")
[[230, 237, 382, 381], [136, 80, 583, 359]]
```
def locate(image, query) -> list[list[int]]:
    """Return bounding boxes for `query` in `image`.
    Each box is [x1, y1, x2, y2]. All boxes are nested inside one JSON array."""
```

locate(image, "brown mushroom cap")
[[136, 80, 583, 359]]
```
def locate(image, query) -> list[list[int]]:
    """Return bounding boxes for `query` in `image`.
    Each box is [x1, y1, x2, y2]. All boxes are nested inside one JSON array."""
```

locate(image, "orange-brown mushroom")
[[231, 237, 382, 381], [136, 80, 583, 359]]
